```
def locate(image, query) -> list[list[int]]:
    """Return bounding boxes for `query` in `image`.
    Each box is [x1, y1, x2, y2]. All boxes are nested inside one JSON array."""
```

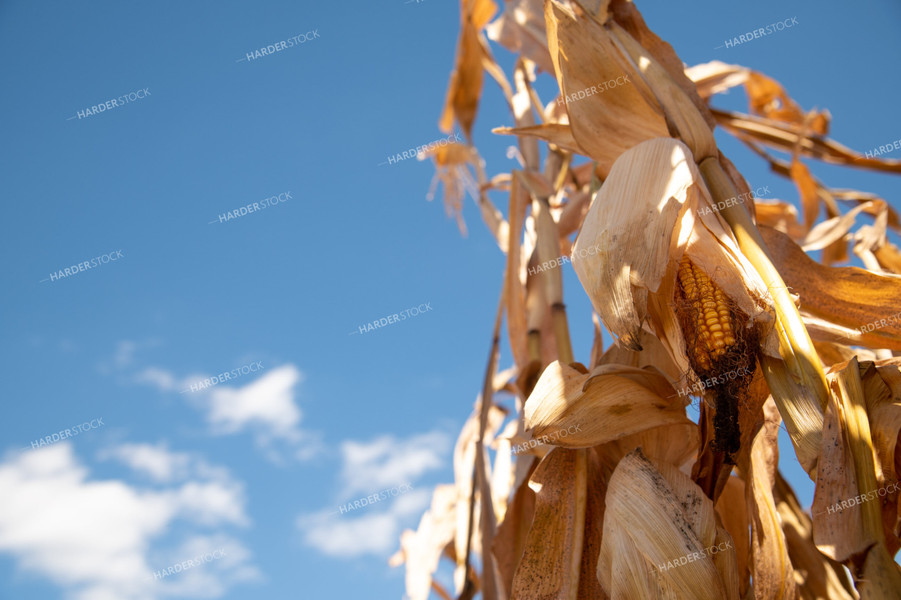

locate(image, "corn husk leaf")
[[391, 484, 460, 600], [544, 0, 669, 177], [486, 0, 555, 73], [571, 137, 774, 365], [597, 449, 737, 599], [598, 329, 683, 385], [715, 477, 751, 597], [523, 361, 691, 449], [506, 173, 530, 367], [813, 358, 901, 595], [741, 398, 799, 599], [860, 360, 901, 504], [772, 473, 858, 599], [685, 60, 750, 99], [493, 463, 537, 598], [510, 447, 600, 599], [760, 226, 901, 350], [598, 421, 700, 473]]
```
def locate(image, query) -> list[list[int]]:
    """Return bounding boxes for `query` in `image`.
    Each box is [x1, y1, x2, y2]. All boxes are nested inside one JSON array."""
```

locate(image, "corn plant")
[[390, 1, 901, 598]]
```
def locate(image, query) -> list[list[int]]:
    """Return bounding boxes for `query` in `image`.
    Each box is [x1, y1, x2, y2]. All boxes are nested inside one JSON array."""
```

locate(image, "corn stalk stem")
[[529, 193, 585, 598], [551, 303, 574, 366]]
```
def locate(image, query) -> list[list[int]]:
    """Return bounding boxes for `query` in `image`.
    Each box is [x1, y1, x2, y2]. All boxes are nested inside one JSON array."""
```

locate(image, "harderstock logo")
[[349, 303, 434, 336], [67, 88, 150, 121], [715, 17, 798, 49], [237, 31, 321, 63], [209, 192, 292, 224], [41, 250, 124, 283], [181, 361, 265, 393]]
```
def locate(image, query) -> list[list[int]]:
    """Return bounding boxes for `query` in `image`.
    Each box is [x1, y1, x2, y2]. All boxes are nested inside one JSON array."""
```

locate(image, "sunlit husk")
[[571, 137, 775, 371], [597, 449, 738, 599], [523, 361, 691, 450]]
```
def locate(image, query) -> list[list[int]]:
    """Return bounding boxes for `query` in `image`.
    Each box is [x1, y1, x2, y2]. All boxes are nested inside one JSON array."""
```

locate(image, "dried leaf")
[[597, 449, 735, 599], [741, 399, 798, 599], [391, 485, 460, 600], [685, 60, 750, 99], [523, 361, 690, 449], [760, 226, 901, 350], [545, 0, 669, 177], [440, 0, 498, 138], [510, 448, 592, 600], [486, 0, 555, 73]]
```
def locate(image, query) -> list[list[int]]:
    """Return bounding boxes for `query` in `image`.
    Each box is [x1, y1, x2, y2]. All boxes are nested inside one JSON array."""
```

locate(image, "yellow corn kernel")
[[677, 256, 736, 371]]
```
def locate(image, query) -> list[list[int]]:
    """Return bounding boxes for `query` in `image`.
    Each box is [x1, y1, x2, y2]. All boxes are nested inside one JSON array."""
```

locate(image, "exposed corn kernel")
[[677, 256, 737, 371]]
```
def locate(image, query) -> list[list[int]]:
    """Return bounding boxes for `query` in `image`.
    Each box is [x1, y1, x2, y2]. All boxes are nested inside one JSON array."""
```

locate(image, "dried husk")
[[597, 449, 738, 599], [523, 361, 691, 449], [741, 399, 799, 599], [570, 137, 775, 368], [812, 358, 901, 595], [509, 447, 599, 600]]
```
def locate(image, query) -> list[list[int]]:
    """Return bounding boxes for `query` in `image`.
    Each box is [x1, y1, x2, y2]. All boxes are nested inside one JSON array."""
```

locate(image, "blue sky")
[[0, 0, 899, 598]]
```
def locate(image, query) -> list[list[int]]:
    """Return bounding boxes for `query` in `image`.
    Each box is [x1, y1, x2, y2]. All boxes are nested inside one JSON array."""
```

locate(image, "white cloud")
[[145, 534, 261, 598], [133, 368, 179, 393], [298, 430, 451, 558], [339, 431, 450, 497], [298, 488, 432, 557], [201, 365, 320, 462], [0, 443, 256, 600], [204, 365, 302, 440], [102, 443, 191, 483], [115, 341, 138, 368], [101, 342, 318, 463]]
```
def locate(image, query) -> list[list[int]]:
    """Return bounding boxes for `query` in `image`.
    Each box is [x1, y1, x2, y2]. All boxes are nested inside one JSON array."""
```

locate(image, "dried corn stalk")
[[393, 0, 901, 598]]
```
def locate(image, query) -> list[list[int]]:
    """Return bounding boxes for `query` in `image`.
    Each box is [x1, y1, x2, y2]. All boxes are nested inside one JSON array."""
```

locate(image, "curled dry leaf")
[[761, 226, 901, 350], [486, 0, 555, 74], [545, 0, 669, 177], [492, 123, 585, 155], [685, 60, 750, 99], [711, 108, 901, 175], [744, 71, 829, 135], [391, 484, 461, 600], [523, 360, 690, 449], [754, 200, 805, 240]]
